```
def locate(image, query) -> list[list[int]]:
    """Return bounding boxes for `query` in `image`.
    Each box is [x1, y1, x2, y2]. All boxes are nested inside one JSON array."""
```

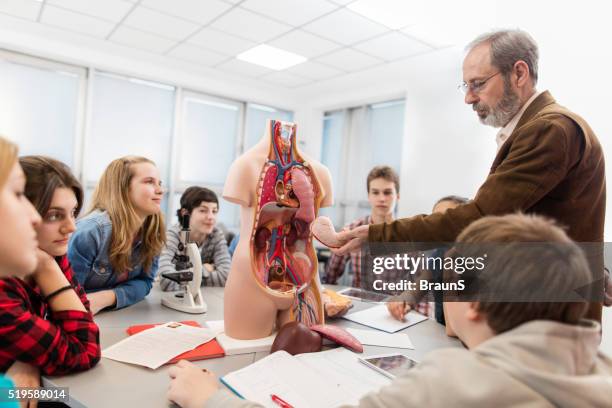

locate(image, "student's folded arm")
[[210, 235, 231, 286], [369, 119, 574, 243], [159, 228, 180, 292], [59, 257, 92, 313], [112, 258, 158, 309], [0, 283, 100, 376]]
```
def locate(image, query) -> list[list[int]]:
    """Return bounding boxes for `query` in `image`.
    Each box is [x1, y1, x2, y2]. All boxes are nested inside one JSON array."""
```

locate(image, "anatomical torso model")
[[223, 119, 333, 339]]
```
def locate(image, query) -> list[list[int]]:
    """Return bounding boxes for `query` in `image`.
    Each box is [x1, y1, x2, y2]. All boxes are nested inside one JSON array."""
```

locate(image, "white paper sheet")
[[204, 319, 225, 335], [346, 328, 414, 349], [102, 322, 215, 369], [343, 304, 428, 333]]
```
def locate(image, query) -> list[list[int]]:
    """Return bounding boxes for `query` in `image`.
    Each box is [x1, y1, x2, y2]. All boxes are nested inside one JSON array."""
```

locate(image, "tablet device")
[[358, 353, 418, 379], [337, 287, 389, 302]]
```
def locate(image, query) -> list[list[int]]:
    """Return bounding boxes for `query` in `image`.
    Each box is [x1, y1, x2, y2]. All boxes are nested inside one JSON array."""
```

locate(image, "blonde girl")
[[68, 156, 166, 313]]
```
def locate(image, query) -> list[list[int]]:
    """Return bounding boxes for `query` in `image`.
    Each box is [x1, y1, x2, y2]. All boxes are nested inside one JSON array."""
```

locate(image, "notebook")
[[221, 348, 391, 408], [126, 321, 225, 363], [343, 304, 428, 333]]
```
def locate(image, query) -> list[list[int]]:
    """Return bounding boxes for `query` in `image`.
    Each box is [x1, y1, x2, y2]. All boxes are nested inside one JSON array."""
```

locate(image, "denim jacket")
[[67, 210, 159, 309]]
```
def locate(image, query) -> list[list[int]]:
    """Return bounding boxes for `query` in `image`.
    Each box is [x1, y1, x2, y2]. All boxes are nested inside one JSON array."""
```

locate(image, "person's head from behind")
[[178, 187, 219, 236], [0, 137, 41, 277], [445, 214, 589, 348], [366, 166, 400, 220], [20, 156, 83, 258], [432, 195, 470, 214], [90, 156, 165, 273], [462, 29, 538, 128]]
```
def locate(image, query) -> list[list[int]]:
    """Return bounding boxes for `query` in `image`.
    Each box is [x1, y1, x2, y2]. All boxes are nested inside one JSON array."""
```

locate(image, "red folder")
[[126, 320, 225, 364]]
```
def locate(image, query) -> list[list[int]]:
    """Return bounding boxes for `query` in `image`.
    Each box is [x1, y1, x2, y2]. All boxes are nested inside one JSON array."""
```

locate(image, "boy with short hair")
[[167, 213, 612, 408], [325, 166, 400, 289]]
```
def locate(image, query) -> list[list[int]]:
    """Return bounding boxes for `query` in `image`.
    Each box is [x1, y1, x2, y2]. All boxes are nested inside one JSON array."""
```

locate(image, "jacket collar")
[[490, 91, 556, 171]]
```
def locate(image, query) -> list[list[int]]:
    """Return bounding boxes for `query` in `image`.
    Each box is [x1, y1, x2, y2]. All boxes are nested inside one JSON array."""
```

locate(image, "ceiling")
[[0, 0, 457, 89]]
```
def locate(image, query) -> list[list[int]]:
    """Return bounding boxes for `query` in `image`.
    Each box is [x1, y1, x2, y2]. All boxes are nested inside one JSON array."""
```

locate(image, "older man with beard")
[[331, 29, 606, 322]]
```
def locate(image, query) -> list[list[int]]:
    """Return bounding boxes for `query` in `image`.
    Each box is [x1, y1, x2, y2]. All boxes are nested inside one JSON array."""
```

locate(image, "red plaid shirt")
[[0, 256, 100, 375], [324, 215, 431, 317]]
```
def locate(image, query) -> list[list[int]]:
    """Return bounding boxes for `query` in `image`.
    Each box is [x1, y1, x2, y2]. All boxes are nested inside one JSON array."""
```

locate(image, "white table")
[[43, 286, 461, 408]]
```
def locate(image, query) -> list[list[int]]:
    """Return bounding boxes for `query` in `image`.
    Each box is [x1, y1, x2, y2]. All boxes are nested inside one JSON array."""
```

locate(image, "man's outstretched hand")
[[331, 224, 369, 255]]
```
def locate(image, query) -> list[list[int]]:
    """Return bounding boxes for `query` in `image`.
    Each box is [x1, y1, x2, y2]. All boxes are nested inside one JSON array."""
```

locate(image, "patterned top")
[[324, 215, 431, 317], [159, 224, 231, 291], [0, 256, 100, 375], [325, 215, 371, 288]]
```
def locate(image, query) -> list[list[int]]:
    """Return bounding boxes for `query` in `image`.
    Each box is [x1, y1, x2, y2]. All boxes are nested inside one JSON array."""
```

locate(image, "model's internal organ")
[[252, 121, 323, 326], [311, 216, 344, 249]]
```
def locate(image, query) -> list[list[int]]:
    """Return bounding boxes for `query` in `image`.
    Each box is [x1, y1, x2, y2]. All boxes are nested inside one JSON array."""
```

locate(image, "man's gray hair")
[[467, 29, 539, 85]]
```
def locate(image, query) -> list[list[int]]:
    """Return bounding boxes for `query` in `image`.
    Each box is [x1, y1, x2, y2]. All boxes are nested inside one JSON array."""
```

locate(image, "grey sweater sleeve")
[[159, 225, 180, 292], [205, 230, 231, 287]]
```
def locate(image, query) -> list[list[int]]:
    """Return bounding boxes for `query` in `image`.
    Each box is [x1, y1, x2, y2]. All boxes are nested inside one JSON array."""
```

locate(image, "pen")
[[270, 394, 294, 408]]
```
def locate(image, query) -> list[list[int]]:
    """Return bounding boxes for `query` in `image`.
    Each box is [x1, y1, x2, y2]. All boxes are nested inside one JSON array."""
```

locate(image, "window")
[[172, 91, 242, 229], [320, 99, 405, 227], [0, 49, 294, 230], [244, 103, 293, 150], [0, 51, 84, 170], [319, 110, 346, 225], [85, 72, 175, 183]]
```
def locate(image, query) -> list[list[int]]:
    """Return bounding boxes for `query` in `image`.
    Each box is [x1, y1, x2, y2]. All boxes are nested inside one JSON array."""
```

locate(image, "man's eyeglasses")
[[458, 71, 501, 95]]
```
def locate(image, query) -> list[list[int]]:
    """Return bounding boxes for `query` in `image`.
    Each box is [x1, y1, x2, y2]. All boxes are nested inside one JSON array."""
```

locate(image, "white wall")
[[399, 49, 496, 216]]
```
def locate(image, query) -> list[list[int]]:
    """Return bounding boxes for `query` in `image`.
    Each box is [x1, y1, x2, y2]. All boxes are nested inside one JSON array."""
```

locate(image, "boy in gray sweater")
[[167, 213, 612, 408]]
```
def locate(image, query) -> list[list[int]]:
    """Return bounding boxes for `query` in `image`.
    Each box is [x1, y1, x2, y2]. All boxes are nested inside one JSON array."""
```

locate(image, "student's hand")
[[32, 249, 70, 295], [331, 225, 369, 255], [87, 290, 116, 315], [6, 361, 40, 408], [387, 301, 411, 321], [167, 360, 219, 408], [203, 263, 214, 273]]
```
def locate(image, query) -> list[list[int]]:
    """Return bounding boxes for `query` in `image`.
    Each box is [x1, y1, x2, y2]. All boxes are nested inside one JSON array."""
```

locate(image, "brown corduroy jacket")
[[369, 91, 606, 320]]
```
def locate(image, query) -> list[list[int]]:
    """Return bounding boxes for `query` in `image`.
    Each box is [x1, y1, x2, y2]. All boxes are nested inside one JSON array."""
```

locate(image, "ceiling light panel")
[[237, 44, 307, 70]]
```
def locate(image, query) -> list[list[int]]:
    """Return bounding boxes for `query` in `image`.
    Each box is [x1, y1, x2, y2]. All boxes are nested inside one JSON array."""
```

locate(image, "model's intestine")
[[251, 120, 323, 325]]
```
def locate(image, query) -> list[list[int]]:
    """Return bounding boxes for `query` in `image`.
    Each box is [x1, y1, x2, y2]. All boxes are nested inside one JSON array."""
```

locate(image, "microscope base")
[[161, 290, 207, 314]]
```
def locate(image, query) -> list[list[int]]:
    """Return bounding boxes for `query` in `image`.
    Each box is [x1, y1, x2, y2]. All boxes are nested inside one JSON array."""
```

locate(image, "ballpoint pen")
[[270, 394, 294, 408]]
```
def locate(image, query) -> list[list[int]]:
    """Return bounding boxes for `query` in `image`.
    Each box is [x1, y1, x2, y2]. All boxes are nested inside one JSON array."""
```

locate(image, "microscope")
[[161, 213, 207, 314]]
